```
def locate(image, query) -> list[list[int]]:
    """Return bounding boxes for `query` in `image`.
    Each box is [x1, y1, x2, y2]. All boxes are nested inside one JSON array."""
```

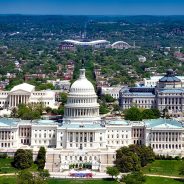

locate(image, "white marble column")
[[9, 95, 11, 107]]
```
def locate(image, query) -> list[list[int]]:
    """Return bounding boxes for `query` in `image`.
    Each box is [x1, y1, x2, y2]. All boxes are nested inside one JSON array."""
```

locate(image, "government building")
[[0, 83, 56, 109], [120, 69, 184, 117], [0, 68, 184, 173]]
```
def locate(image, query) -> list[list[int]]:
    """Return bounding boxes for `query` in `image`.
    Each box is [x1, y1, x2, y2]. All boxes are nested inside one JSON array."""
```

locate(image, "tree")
[[60, 92, 68, 105], [123, 171, 146, 184], [14, 149, 33, 170], [99, 103, 110, 114], [151, 108, 161, 118], [129, 145, 155, 167], [115, 146, 141, 173], [124, 107, 142, 121], [37, 147, 46, 170], [141, 109, 155, 119], [39, 169, 50, 180], [16, 103, 43, 120], [17, 170, 49, 184], [17, 170, 34, 184], [101, 94, 115, 103], [162, 108, 170, 119], [11, 107, 18, 118], [112, 104, 121, 112], [106, 166, 120, 179]]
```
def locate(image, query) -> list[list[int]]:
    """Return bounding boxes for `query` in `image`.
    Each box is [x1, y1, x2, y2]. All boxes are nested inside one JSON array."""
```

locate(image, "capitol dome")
[[63, 68, 101, 123], [70, 69, 95, 94]]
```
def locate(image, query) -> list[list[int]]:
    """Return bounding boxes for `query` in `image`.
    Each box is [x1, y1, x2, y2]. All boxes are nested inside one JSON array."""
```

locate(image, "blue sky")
[[0, 0, 183, 15]]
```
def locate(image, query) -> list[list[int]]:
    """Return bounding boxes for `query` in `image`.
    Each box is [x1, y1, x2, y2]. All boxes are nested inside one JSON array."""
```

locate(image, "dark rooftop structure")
[[159, 69, 181, 83]]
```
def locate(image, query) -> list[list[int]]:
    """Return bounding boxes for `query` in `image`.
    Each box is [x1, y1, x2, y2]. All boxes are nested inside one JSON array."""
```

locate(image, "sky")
[[0, 0, 183, 15]]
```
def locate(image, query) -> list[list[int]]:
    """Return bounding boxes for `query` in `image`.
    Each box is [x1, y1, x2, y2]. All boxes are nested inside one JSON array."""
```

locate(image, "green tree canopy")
[[124, 107, 142, 121], [115, 146, 141, 173], [124, 107, 161, 121], [106, 166, 120, 179], [123, 171, 146, 184], [14, 149, 33, 170], [101, 94, 115, 103], [17, 170, 34, 184], [60, 92, 68, 105], [99, 103, 110, 114], [129, 144, 155, 167], [15, 103, 43, 120], [37, 147, 46, 170], [141, 109, 155, 119]]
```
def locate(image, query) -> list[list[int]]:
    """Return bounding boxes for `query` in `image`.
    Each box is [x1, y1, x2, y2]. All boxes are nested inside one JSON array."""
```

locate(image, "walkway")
[[145, 174, 184, 179]]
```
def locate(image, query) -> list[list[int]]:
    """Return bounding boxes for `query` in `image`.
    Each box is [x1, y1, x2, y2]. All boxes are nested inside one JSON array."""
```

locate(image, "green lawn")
[[0, 176, 17, 184], [0, 157, 38, 174], [0, 158, 17, 173], [142, 160, 184, 176], [0, 176, 184, 184], [145, 176, 184, 184], [48, 179, 118, 184]]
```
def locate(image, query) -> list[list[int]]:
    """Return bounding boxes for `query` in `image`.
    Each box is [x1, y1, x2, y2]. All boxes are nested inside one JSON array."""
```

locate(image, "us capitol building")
[[0, 68, 184, 172]]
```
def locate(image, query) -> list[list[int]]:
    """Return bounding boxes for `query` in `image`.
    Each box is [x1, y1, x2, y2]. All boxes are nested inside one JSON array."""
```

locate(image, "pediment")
[[9, 89, 31, 95]]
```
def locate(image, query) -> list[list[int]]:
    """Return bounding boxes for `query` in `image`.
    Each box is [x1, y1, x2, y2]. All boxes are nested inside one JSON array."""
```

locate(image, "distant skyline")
[[0, 0, 183, 15]]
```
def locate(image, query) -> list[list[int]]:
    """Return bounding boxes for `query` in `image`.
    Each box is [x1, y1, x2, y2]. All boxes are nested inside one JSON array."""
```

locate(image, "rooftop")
[[11, 83, 35, 93], [106, 120, 129, 125], [144, 118, 183, 129], [61, 123, 104, 129], [159, 69, 181, 83], [0, 118, 19, 127]]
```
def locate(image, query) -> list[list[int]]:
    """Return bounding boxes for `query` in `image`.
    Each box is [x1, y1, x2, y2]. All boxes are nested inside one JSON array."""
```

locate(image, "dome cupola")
[[70, 69, 95, 94], [63, 68, 100, 124], [158, 69, 182, 89]]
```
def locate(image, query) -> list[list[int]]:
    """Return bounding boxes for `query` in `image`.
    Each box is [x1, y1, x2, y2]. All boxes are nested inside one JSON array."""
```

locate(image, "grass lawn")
[[0, 158, 17, 173], [0, 157, 38, 174], [0, 176, 17, 184], [145, 176, 184, 184], [142, 160, 184, 176], [0, 176, 184, 184]]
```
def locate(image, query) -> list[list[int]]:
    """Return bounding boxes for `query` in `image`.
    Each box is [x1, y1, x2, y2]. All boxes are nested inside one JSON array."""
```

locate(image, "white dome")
[[70, 69, 95, 93], [63, 68, 101, 123]]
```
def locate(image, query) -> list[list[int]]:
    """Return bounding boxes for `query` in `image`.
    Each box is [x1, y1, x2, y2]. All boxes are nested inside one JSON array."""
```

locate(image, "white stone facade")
[[100, 86, 123, 99], [0, 68, 184, 172], [0, 83, 56, 109]]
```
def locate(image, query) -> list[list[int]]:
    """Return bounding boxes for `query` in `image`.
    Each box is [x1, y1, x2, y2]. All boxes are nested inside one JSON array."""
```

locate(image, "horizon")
[[0, 14, 184, 17], [0, 0, 183, 16]]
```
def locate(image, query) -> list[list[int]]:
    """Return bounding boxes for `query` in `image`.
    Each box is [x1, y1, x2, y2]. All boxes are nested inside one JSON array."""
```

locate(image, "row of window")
[[107, 130, 128, 133], [35, 140, 53, 144], [107, 134, 128, 139], [33, 93, 45, 96], [35, 133, 55, 138], [1, 142, 12, 147], [68, 98, 96, 104], [152, 144, 182, 149], [107, 140, 128, 145]]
